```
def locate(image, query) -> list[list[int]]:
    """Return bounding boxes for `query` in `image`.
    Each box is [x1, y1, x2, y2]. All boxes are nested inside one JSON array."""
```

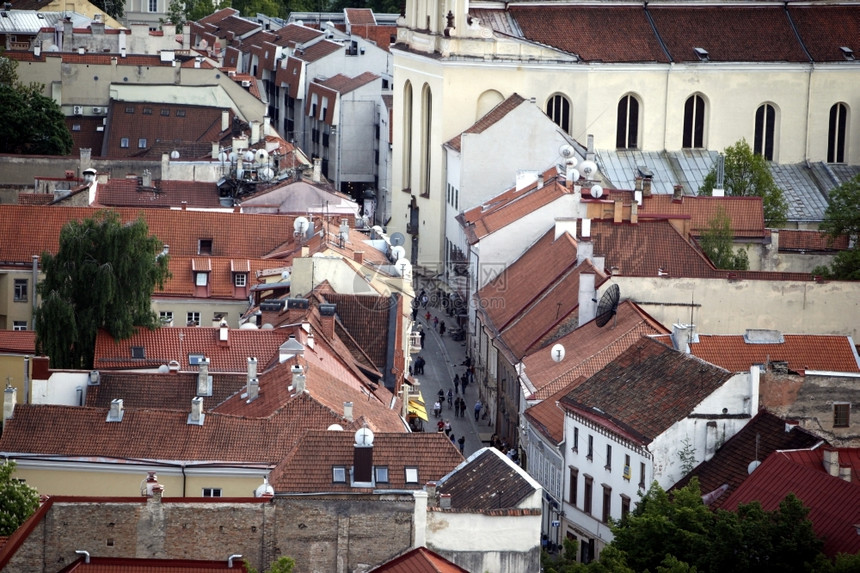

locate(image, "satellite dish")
[[294, 216, 309, 235], [243, 150, 255, 163], [199, 38, 208, 49], [595, 284, 620, 328], [239, 322, 258, 329], [390, 245, 406, 261], [327, 423, 344, 431], [590, 184, 604, 199], [747, 460, 761, 474], [580, 160, 598, 180], [255, 148, 269, 164], [390, 232, 406, 247], [559, 144, 575, 159], [567, 168, 580, 183], [228, 151, 238, 163], [218, 150, 228, 164], [395, 258, 412, 280], [259, 167, 274, 181], [551, 343, 565, 363], [170, 150, 180, 159]]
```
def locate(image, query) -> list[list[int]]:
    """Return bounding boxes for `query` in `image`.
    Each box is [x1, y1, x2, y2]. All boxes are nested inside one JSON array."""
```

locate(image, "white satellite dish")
[[255, 148, 269, 164], [170, 150, 180, 159], [235, 167, 244, 180], [390, 245, 406, 261], [294, 216, 309, 235], [259, 167, 274, 181], [567, 168, 580, 183], [559, 144, 575, 160], [199, 38, 208, 49], [551, 343, 566, 363], [395, 258, 412, 280], [228, 151, 238, 163], [218, 150, 228, 164], [243, 150, 255, 163], [590, 184, 604, 199], [580, 160, 598, 180]]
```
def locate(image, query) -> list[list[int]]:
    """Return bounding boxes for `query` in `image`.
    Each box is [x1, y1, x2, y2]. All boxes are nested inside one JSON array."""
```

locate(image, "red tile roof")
[[524, 381, 582, 444], [640, 195, 765, 238], [318, 71, 379, 94], [85, 371, 248, 410], [778, 229, 850, 252], [0, 331, 36, 354], [273, 23, 324, 45], [158, 256, 286, 299], [197, 8, 240, 26], [294, 39, 342, 62], [322, 292, 391, 371], [65, 116, 106, 158], [445, 93, 527, 153], [785, 6, 860, 63], [371, 547, 469, 573], [560, 336, 733, 444], [269, 429, 463, 492], [510, 6, 670, 63], [93, 326, 291, 372], [648, 6, 809, 63], [524, 300, 670, 400], [345, 8, 376, 26], [722, 449, 860, 557], [670, 410, 822, 509], [96, 178, 224, 208], [438, 448, 537, 511], [678, 333, 860, 374], [0, 206, 297, 263], [61, 556, 251, 572]]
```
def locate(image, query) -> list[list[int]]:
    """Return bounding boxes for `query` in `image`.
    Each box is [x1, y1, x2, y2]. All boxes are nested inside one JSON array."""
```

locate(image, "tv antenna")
[[595, 284, 620, 328]]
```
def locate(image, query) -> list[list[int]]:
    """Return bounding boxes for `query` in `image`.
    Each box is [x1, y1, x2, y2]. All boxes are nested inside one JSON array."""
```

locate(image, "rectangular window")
[[130, 346, 145, 359], [176, 110, 186, 117], [148, 0, 157, 11], [72, 124, 81, 131], [605, 444, 612, 471], [195, 272, 208, 286], [405, 467, 418, 483], [834, 403, 850, 428], [198, 239, 213, 255], [602, 485, 612, 522], [587, 435, 593, 460], [332, 466, 346, 483], [138, 138, 147, 148], [568, 467, 578, 505], [13, 321, 27, 331], [187, 312, 200, 326], [202, 488, 221, 497], [159, 311, 173, 324], [120, 137, 129, 148], [161, 108, 170, 116], [234, 273, 247, 287], [125, 106, 134, 114], [583, 476, 593, 515], [572, 427, 579, 453], [639, 462, 646, 489], [621, 495, 631, 519], [13, 279, 27, 302], [188, 353, 205, 364], [623, 454, 631, 480], [375, 467, 389, 483], [143, 107, 152, 115]]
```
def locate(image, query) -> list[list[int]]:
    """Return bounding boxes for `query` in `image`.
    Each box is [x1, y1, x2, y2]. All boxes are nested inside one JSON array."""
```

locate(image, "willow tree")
[[35, 211, 170, 369]]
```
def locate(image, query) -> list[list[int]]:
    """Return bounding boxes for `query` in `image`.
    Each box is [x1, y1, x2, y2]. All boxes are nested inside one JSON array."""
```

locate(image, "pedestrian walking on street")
[[439, 322, 446, 336], [458, 435, 465, 454], [474, 399, 482, 421], [433, 400, 442, 419], [420, 329, 426, 348], [447, 389, 453, 409], [450, 433, 456, 444], [433, 316, 439, 330], [453, 374, 460, 394], [460, 397, 467, 417], [444, 419, 452, 436], [461, 374, 468, 393]]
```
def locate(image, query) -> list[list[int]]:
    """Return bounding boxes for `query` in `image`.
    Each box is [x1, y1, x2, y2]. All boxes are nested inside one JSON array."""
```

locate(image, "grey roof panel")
[[596, 149, 719, 195]]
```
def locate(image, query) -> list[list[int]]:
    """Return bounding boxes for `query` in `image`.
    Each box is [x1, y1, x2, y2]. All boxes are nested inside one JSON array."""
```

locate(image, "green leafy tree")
[[232, 0, 286, 18], [0, 57, 72, 156], [699, 207, 750, 270], [0, 460, 40, 536], [91, 0, 123, 20], [245, 556, 296, 573], [35, 212, 170, 369], [812, 175, 860, 280], [699, 139, 788, 227], [163, 0, 231, 32]]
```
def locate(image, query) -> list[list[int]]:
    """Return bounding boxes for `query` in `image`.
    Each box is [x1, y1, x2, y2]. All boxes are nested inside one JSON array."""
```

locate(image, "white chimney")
[[344, 401, 354, 422], [3, 385, 16, 431], [635, 190, 642, 206], [142, 169, 152, 188], [107, 398, 124, 422], [823, 449, 840, 477], [291, 364, 306, 394], [839, 466, 852, 482], [219, 320, 229, 343], [188, 396, 205, 425], [712, 187, 725, 197], [197, 358, 212, 396], [586, 134, 595, 161], [250, 120, 261, 145], [312, 158, 322, 183], [578, 273, 597, 327], [247, 357, 258, 382], [306, 332, 315, 350], [672, 323, 692, 353], [554, 218, 577, 241], [247, 377, 259, 402], [581, 218, 592, 239], [221, 109, 230, 132]]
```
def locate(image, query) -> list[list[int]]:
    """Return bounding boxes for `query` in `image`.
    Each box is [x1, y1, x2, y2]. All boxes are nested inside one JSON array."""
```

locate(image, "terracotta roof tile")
[[0, 331, 36, 354], [96, 178, 224, 208], [322, 293, 391, 371], [671, 410, 822, 509], [438, 448, 537, 511], [269, 430, 462, 492], [560, 337, 733, 443], [17, 193, 56, 206], [722, 450, 860, 557], [273, 23, 324, 45], [683, 333, 860, 374], [60, 556, 251, 572], [318, 71, 379, 94], [648, 6, 809, 63], [371, 547, 469, 572], [158, 256, 285, 299], [210, 15, 260, 40], [445, 93, 527, 152], [524, 382, 581, 444], [510, 6, 670, 63], [65, 116, 105, 158], [778, 229, 850, 252], [352, 25, 395, 53], [85, 371, 247, 410], [197, 8, 240, 26], [641, 195, 765, 238], [786, 6, 860, 63], [345, 8, 376, 26], [294, 39, 342, 62], [524, 300, 670, 400]]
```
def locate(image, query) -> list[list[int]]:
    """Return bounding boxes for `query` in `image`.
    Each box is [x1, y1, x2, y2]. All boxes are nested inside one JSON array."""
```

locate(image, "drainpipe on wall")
[[31, 255, 38, 330]]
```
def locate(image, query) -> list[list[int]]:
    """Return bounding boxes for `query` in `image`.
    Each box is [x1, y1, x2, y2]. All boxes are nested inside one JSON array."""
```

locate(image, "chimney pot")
[[188, 396, 205, 425], [247, 357, 258, 382], [197, 358, 212, 396], [291, 363, 306, 394], [439, 493, 452, 509], [354, 250, 364, 264], [344, 401, 354, 422], [425, 481, 438, 507]]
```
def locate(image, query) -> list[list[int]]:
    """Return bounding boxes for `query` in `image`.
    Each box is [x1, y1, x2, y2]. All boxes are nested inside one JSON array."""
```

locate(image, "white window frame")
[[202, 488, 222, 497], [234, 273, 247, 287], [195, 272, 208, 286], [187, 312, 201, 326], [13, 321, 28, 331]]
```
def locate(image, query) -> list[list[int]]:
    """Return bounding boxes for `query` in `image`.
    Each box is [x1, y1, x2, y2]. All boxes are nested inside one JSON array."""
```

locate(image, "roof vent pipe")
[[75, 550, 91, 564], [228, 554, 243, 568]]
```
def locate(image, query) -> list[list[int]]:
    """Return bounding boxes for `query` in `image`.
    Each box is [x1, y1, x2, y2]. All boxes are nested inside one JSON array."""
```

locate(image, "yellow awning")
[[408, 400, 429, 421]]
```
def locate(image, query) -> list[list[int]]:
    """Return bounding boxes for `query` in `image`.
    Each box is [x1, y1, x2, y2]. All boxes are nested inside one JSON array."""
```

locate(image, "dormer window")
[[198, 239, 213, 255], [693, 47, 709, 62], [195, 272, 208, 286], [332, 466, 347, 483], [234, 273, 247, 287], [840, 46, 854, 61]]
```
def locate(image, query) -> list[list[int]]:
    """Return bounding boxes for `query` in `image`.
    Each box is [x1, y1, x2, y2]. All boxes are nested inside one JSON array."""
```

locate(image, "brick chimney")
[[188, 397, 205, 425], [319, 303, 336, 340], [631, 202, 639, 224], [425, 482, 438, 507], [439, 493, 452, 509], [197, 358, 212, 396], [354, 250, 364, 264]]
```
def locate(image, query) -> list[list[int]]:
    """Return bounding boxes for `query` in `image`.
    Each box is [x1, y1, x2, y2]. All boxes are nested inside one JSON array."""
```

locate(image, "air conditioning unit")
[[72, 105, 83, 115], [92, 106, 104, 114], [241, 80, 252, 87]]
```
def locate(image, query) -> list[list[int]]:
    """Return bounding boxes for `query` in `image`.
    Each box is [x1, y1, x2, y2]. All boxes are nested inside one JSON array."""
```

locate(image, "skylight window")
[[840, 46, 854, 61], [693, 47, 709, 62], [332, 466, 346, 483], [131, 346, 145, 359], [404, 467, 418, 484]]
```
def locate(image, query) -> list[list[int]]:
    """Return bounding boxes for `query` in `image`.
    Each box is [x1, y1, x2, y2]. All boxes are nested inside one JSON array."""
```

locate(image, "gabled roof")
[[294, 39, 342, 62], [525, 300, 670, 401], [317, 71, 379, 94], [158, 256, 286, 300], [269, 429, 462, 492], [640, 195, 765, 239], [197, 8, 240, 26], [322, 292, 391, 371], [93, 326, 291, 372], [0, 331, 36, 354], [445, 93, 527, 152], [0, 206, 297, 262], [239, 179, 358, 216], [560, 336, 733, 444], [509, 6, 670, 63], [722, 449, 860, 557], [85, 371, 247, 410], [478, 229, 580, 330], [524, 381, 581, 444], [670, 410, 822, 509], [370, 546, 469, 573], [209, 14, 260, 40], [437, 447, 539, 511], [273, 22, 325, 45], [682, 333, 860, 374]]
